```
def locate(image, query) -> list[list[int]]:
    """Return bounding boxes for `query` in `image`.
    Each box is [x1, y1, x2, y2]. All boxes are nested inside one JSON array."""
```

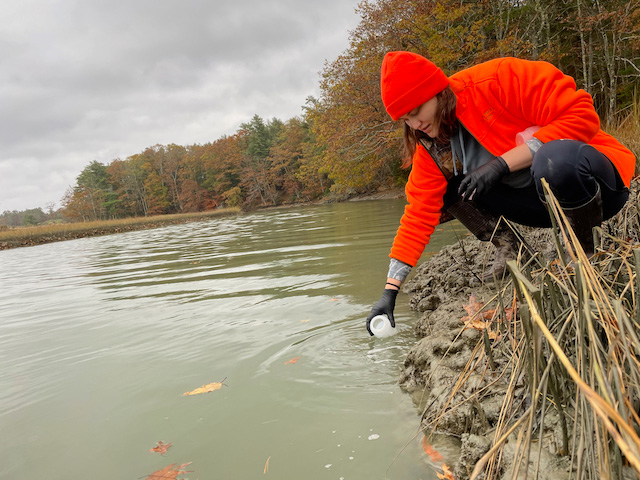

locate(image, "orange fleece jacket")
[[390, 57, 636, 267]]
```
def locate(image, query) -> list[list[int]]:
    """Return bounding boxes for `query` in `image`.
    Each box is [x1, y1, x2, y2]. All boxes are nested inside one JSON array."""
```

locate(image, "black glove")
[[458, 156, 509, 201], [366, 289, 398, 336]]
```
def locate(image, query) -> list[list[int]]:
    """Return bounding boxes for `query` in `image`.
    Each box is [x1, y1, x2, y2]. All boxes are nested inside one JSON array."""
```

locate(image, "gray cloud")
[[0, 0, 361, 212]]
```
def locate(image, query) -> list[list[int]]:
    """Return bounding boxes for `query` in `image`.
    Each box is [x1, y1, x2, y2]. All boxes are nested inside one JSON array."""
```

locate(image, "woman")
[[366, 51, 636, 335]]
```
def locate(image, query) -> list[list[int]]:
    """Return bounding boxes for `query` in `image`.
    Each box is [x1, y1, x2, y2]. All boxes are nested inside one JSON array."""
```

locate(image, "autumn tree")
[[197, 134, 245, 207], [144, 170, 171, 215], [106, 159, 136, 217], [163, 144, 187, 212], [121, 154, 151, 216], [178, 147, 214, 212], [267, 117, 310, 202]]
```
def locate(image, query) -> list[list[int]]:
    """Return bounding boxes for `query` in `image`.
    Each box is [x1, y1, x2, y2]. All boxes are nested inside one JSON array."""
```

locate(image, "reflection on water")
[[0, 199, 464, 480]]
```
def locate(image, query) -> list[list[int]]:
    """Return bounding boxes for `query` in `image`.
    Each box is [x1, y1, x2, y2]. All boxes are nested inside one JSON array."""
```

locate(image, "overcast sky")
[[0, 0, 362, 213]]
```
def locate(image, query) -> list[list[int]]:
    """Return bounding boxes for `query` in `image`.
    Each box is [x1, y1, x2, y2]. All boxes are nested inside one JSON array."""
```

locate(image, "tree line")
[[8, 0, 640, 224], [60, 115, 325, 221]]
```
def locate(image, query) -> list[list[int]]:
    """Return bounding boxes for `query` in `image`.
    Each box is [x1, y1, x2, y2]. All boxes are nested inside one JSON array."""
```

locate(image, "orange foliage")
[[422, 435, 456, 479], [437, 463, 456, 480], [461, 295, 514, 340], [149, 441, 172, 455], [146, 462, 192, 480], [422, 436, 444, 462], [183, 377, 227, 396]]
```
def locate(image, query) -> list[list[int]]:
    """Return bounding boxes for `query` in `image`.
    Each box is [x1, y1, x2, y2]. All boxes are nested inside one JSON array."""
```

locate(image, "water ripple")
[[0, 199, 444, 480]]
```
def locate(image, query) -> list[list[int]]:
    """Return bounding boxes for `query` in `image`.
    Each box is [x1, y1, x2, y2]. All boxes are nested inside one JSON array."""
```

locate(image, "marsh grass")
[[422, 179, 640, 479], [610, 108, 640, 168], [0, 208, 240, 248]]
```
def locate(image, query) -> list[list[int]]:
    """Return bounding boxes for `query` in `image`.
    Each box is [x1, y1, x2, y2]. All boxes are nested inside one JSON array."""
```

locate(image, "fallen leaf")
[[461, 295, 512, 338], [284, 357, 300, 365], [146, 462, 192, 480], [149, 441, 172, 455], [183, 377, 227, 396], [436, 463, 455, 480], [264, 456, 270, 474], [503, 307, 514, 322], [463, 295, 483, 316], [422, 435, 444, 462], [468, 318, 492, 330]]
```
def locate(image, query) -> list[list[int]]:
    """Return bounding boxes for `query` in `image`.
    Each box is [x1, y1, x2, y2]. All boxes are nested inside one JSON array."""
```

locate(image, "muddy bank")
[[399, 229, 570, 479], [398, 179, 640, 479]]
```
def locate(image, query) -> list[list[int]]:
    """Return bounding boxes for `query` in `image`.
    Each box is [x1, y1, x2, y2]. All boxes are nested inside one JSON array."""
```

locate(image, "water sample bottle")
[[370, 314, 396, 338]]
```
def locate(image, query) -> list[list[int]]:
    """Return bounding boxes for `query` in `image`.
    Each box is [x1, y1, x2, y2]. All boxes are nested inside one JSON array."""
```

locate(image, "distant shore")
[[0, 208, 241, 250]]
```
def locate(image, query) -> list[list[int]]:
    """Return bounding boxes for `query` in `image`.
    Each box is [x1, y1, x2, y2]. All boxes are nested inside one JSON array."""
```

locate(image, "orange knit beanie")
[[380, 51, 450, 121]]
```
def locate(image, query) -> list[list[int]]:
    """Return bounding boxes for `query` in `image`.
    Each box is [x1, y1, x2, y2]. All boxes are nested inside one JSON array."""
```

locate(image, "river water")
[[0, 199, 463, 480]]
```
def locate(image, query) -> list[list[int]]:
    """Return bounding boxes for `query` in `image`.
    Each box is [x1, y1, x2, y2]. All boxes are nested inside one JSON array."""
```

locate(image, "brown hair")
[[401, 86, 457, 168]]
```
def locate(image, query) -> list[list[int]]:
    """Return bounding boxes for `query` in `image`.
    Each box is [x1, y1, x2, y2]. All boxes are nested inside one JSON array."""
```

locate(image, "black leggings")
[[445, 139, 629, 228]]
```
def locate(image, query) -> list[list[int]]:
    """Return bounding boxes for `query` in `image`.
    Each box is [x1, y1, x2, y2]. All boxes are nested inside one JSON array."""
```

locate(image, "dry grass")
[[0, 208, 241, 248], [483, 181, 640, 479], [610, 107, 640, 166]]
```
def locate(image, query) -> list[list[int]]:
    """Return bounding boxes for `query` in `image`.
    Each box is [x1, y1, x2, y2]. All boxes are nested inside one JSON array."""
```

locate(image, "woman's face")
[[400, 96, 439, 138]]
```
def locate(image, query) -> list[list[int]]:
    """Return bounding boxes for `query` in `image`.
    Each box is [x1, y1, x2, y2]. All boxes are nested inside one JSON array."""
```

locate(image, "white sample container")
[[370, 314, 396, 338]]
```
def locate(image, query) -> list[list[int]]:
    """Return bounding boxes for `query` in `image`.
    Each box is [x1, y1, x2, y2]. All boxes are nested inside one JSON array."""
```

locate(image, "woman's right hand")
[[366, 289, 398, 335]]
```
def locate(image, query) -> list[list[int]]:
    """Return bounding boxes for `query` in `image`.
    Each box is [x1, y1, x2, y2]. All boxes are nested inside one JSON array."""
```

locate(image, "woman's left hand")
[[458, 156, 509, 200]]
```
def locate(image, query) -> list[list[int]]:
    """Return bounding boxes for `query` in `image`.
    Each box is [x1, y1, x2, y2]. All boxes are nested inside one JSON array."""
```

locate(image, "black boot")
[[562, 185, 603, 257], [446, 199, 524, 282]]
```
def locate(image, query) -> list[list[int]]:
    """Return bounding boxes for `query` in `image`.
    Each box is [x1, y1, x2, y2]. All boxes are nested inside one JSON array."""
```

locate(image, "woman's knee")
[[531, 140, 583, 185], [531, 140, 597, 204]]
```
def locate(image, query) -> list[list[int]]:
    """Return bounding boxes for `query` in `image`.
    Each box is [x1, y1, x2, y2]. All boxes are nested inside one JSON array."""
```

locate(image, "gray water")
[[0, 199, 462, 480]]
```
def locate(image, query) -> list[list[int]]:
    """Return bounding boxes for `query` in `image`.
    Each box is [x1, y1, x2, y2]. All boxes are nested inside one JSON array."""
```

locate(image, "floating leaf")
[[149, 440, 172, 455], [146, 462, 192, 480], [183, 377, 227, 396], [436, 463, 455, 480], [264, 456, 270, 474], [284, 357, 300, 365], [422, 435, 444, 462]]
